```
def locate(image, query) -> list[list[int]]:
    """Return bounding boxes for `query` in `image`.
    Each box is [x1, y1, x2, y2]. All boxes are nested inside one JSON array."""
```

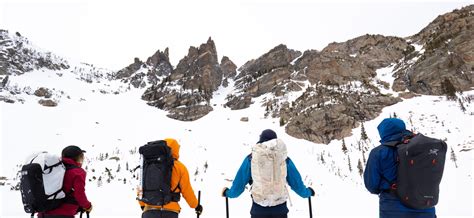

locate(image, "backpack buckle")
[[391, 183, 397, 190]]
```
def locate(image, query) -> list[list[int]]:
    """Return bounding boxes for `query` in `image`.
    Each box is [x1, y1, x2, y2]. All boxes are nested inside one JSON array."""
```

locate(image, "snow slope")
[[0, 68, 473, 218]]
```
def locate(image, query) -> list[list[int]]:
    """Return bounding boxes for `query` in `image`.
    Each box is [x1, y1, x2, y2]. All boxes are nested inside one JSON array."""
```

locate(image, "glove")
[[222, 187, 229, 197], [140, 206, 144, 211], [195, 204, 203, 215], [308, 187, 315, 196], [84, 205, 93, 212]]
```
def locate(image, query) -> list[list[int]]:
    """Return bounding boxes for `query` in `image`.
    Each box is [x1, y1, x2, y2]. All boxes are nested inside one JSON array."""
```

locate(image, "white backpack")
[[20, 152, 67, 213], [251, 138, 289, 207]]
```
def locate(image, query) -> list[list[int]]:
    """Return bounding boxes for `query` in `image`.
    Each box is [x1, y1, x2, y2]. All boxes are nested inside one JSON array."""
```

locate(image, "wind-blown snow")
[[1, 68, 473, 218]]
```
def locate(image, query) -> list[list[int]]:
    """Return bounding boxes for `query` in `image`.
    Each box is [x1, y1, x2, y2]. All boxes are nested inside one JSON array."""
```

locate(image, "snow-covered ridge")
[[0, 30, 69, 75]]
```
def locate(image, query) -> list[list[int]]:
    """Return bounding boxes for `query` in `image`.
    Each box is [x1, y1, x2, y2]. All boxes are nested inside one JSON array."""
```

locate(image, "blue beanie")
[[258, 129, 277, 143], [377, 118, 409, 143]]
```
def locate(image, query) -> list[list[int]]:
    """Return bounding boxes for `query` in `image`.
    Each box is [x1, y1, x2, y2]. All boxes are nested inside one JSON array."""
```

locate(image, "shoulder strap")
[[247, 154, 253, 185], [64, 162, 80, 171], [382, 141, 400, 147]]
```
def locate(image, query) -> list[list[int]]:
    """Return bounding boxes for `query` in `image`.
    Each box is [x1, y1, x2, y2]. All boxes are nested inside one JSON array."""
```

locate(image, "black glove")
[[140, 206, 144, 211], [222, 187, 229, 197], [195, 204, 203, 215], [308, 187, 315, 196]]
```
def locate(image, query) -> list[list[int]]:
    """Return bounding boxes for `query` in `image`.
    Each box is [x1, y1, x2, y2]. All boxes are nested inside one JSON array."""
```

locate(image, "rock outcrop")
[[34, 87, 52, 98], [0, 30, 69, 75], [226, 44, 302, 109], [142, 37, 234, 121], [393, 5, 474, 95], [220, 56, 237, 87], [38, 99, 57, 107], [115, 48, 172, 88], [226, 37, 408, 144]]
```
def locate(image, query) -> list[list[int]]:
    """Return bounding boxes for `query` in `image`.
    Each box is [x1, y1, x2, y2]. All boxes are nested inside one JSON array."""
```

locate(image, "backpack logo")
[[429, 149, 439, 156]]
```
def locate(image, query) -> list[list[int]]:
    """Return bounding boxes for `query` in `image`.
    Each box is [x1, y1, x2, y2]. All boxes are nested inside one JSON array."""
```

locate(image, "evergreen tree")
[[450, 147, 458, 168], [320, 153, 325, 165], [441, 77, 457, 100], [459, 99, 466, 112], [362, 151, 367, 164], [342, 139, 348, 154], [348, 156, 352, 172], [116, 164, 121, 173], [279, 117, 286, 126], [357, 159, 364, 177], [97, 176, 103, 187], [393, 112, 398, 118], [360, 122, 368, 141]]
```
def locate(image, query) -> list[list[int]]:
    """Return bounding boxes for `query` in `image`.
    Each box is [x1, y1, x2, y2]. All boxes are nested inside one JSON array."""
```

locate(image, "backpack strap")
[[62, 162, 81, 205], [381, 141, 401, 147], [44, 161, 65, 174], [247, 154, 253, 185]]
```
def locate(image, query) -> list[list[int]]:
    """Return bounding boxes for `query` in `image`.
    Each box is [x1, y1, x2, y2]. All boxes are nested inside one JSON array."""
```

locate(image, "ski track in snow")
[[0, 68, 473, 218]]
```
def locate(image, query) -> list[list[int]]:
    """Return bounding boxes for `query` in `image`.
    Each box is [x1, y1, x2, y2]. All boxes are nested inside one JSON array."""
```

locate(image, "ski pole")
[[226, 196, 229, 218], [79, 210, 90, 218], [308, 196, 313, 218], [197, 190, 201, 218]]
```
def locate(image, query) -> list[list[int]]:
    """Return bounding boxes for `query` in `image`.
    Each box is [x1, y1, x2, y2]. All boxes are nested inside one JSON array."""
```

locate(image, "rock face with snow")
[[142, 38, 234, 121], [0, 30, 69, 75], [225, 44, 302, 109], [226, 39, 404, 143], [115, 48, 172, 88], [220, 56, 237, 87], [393, 5, 474, 95], [322, 34, 411, 69]]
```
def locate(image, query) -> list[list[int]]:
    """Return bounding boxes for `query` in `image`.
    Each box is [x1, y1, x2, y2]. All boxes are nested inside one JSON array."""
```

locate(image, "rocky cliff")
[[0, 30, 69, 75], [142, 37, 235, 121], [114, 48, 172, 88], [393, 5, 474, 95]]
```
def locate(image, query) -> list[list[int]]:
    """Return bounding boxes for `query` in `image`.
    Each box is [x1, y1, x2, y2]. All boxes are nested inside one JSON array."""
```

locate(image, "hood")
[[164, 138, 180, 160], [62, 157, 82, 167], [377, 118, 410, 143]]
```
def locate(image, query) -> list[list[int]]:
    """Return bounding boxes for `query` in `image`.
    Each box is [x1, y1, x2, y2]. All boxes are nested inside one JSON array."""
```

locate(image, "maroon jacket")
[[42, 158, 92, 216]]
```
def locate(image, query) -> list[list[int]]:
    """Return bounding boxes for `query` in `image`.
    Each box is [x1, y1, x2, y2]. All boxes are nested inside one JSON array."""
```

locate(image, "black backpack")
[[138, 140, 180, 205], [384, 134, 447, 209], [20, 153, 79, 216]]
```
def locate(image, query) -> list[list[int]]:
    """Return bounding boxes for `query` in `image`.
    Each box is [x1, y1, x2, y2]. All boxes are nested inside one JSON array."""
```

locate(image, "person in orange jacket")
[[138, 138, 203, 218]]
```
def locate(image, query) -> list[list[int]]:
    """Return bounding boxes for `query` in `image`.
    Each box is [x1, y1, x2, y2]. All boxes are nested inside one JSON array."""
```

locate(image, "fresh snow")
[[412, 43, 425, 55], [1, 68, 473, 218]]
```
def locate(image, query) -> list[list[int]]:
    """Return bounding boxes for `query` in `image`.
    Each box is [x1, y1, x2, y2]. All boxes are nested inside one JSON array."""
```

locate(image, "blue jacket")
[[364, 118, 436, 218], [225, 156, 312, 215]]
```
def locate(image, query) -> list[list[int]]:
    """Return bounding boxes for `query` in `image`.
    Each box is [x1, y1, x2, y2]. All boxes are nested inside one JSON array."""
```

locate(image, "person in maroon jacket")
[[39, 146, 93, 218]]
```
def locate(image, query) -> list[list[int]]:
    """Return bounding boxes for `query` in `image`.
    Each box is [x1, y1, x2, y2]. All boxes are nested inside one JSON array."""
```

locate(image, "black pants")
[[251, 215, 288, 218], [142, 210, 179, 218]]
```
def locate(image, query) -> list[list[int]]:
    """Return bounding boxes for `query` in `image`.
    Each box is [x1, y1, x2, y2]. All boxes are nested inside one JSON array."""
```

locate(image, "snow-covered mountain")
[[1, 5, 473, 218]]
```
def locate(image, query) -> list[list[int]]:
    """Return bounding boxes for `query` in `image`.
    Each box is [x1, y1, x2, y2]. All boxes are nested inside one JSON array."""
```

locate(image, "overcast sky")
[[0, 0, 471, 70]]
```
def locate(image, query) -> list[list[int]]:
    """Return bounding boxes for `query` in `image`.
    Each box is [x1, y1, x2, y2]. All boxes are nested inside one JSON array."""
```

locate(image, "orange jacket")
[[138, 138, 198, 213]]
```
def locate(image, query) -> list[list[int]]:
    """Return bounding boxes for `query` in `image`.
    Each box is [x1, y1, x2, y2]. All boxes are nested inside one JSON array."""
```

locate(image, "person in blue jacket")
[[222, 129, 314, 218], [364, 118, 436, 218]]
